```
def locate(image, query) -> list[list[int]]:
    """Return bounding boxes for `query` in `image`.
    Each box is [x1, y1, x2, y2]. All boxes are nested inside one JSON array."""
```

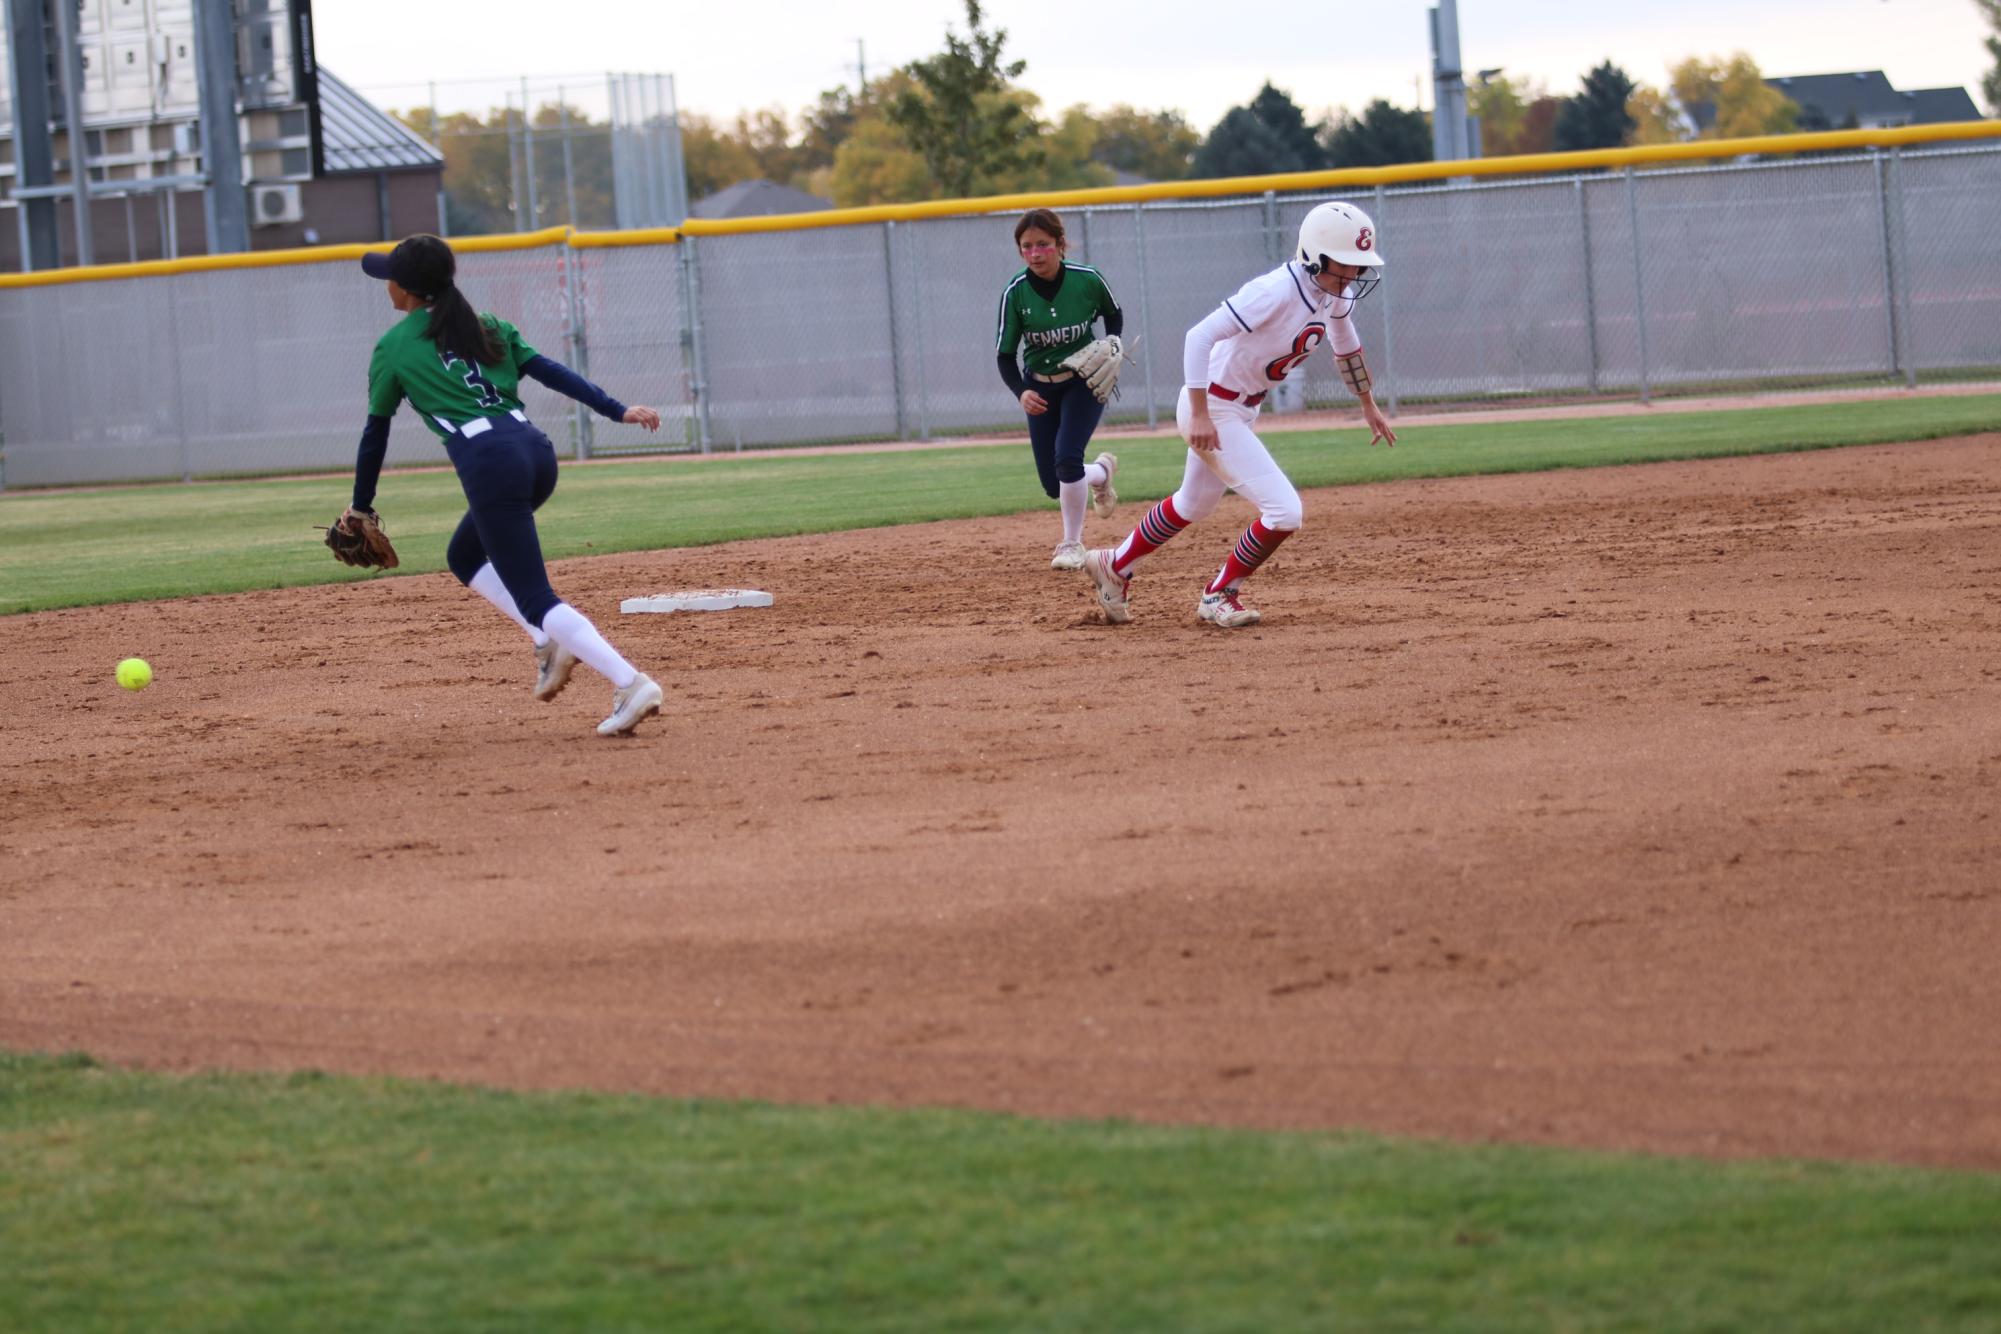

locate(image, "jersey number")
[[440, 350, 504, 409], [1264, 323, 1327, 382]]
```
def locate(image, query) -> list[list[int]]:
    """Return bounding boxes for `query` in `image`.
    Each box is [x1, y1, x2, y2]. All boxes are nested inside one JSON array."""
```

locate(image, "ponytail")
[[426, 285, 503, 367]]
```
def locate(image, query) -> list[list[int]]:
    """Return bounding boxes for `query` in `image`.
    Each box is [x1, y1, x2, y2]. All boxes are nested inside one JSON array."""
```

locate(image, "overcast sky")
[[314, 0, 1994, 128]]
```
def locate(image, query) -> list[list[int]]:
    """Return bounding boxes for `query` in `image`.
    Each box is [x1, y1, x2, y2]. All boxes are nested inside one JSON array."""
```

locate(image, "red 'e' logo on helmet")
[[1356, 228, 1374, 251]]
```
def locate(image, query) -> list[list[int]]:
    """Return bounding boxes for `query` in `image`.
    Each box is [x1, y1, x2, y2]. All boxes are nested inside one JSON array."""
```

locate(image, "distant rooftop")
[[1766, 70, 1981, 130], [690, 179, 832, 220], [318, 68, 445, 174]]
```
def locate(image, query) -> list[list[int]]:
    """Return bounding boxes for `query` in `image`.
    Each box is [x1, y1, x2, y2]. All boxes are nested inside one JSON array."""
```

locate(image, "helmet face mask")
[[1305, 263, 1381, 301], [1297, 201, 1383, 300]]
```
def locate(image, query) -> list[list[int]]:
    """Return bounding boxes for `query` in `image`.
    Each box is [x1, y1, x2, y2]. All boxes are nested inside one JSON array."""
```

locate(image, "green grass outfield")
[[2, 394, 1996, 615], [5, 1052, 1999, 1333]]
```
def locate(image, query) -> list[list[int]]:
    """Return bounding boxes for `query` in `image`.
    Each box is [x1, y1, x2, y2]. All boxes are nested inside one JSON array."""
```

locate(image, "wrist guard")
[[1336, 349, 1372, 399]]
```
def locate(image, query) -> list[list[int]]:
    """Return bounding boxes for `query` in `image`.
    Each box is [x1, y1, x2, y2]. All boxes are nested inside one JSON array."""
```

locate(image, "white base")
[[620, 588, 775, 614]]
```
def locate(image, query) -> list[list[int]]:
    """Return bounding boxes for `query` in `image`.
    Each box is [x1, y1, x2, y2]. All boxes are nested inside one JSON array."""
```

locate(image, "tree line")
[[395, 0, 2001, 236]]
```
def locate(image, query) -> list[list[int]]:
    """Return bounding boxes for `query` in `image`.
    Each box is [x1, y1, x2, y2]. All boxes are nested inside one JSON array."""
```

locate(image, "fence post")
[[564, 241, 593, 460], [1891, 149, 1917, 389], [1577, 177, 1600, 394], [1132, 203, 1158, 429], [905, 221, 930, 441], [1625, 166, 1651, 404], [1864, 149, 1912, 386], [164, 280, 193, 481], [1873, 151, 1898, 381], [679, 236, 711, 452], [1373, 184, 1399, 417], [1263, 190, 1279, 262], [884, 221, 908, 440]]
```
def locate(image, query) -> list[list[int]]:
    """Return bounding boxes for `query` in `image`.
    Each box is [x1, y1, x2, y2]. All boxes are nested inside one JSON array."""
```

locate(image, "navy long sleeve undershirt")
[[350, 353, 629, 510], [519, 354, 629, 423], [352, 414, 391, 511]]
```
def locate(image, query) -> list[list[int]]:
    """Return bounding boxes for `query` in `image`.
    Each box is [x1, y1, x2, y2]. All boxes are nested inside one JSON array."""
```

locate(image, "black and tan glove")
[[321, 506, 400, 570]]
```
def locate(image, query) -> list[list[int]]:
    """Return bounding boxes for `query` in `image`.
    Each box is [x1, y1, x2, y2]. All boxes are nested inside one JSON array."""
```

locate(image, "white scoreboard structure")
[[0, 0, 321, 177], [2, 0, 321, 266]]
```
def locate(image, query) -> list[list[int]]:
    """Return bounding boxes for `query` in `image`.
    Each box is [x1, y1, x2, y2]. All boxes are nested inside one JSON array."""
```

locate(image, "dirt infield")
[[4, 436, 1999, 1168]]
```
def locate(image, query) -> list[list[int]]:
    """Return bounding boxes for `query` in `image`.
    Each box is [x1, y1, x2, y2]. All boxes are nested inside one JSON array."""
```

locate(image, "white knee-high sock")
[[469, 563, 547, 646], [540, 603, 639, 690], [1059, 480, 1088, 544], [1083, 460, 1108, 488]]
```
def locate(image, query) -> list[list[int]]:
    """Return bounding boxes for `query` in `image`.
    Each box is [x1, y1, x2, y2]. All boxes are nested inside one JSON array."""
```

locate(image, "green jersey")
[[995, 262, 1121, 377], [367, 309, 539, 438]]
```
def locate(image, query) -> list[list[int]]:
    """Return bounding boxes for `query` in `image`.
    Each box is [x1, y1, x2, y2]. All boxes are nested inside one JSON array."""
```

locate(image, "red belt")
[[1208, 382, 1266, 407]]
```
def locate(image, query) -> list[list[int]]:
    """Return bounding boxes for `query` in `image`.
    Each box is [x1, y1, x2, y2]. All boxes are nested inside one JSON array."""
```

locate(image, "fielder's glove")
[[322, 506, 400, 570], [1061, 336, 1125, 404]]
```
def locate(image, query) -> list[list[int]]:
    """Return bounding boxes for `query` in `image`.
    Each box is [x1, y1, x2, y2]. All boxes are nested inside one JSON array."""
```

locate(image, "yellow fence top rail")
[[669, 119, 2001, 237], [567, 226, 684, 249], [3, 119, 1995, 288], [0, 225, 578, 289]]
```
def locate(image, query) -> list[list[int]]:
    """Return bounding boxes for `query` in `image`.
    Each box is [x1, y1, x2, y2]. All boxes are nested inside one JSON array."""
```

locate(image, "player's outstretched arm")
[[351, 414, 392, 511], [622, 406, 661, 431], [1336, 350, 1396, 447], [519, 353, 633, 423]]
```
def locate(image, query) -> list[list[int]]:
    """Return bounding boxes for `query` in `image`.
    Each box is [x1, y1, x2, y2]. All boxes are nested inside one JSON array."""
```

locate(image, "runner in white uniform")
[[1084, 201, 1397, 627]]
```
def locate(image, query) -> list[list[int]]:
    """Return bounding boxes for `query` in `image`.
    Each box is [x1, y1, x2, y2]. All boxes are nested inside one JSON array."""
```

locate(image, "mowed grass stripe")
[[3, 1052, 1999, 1333], [1, 394, 1997, 615]]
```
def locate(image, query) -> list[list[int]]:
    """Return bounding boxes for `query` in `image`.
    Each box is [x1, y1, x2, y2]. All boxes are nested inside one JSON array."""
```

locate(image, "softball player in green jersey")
[[995, 208, 1124, 570], [349, 233, 666, 737]]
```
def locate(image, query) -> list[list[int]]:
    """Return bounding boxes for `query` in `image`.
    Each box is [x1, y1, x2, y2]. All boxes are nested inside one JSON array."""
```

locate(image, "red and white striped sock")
[[1206, 520, 1292, 593], [1111, 496, 1190, 576]]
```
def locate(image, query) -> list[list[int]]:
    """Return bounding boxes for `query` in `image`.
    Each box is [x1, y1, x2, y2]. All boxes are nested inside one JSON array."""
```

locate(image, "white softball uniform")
[[1167, 262, 1365, 533], [1172, 392, 1300, 530], [1183, 261, 1363, 400]]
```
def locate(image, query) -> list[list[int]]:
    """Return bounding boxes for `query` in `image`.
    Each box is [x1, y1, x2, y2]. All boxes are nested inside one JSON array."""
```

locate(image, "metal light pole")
[[192, 0, 249, 254], [50, 0, 94, 263]]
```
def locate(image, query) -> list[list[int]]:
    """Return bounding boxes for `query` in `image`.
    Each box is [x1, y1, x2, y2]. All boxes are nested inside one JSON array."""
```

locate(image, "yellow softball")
[[115, 657, 153, 691]]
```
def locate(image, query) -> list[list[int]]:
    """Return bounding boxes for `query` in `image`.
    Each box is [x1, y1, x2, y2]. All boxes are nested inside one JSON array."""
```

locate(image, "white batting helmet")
[[1297, 201, 1383, 297]]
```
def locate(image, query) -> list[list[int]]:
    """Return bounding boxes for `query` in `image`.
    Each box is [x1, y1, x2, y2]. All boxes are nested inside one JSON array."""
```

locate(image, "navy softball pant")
[[442, 415, 563, 629], [1024, 374, 1105, 499]]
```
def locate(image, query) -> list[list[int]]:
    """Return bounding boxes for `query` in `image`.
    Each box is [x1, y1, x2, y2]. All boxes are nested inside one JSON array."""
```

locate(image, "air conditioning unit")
[[251, 182, 303, 226]]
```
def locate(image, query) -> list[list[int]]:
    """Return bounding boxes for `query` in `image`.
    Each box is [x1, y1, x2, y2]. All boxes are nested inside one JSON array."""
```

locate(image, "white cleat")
[[532, 639, 579, 701], [1089, 452, 1120, 518], [1084, 548, 1133, 624], [1050, 540, 1086, 571], [597, 672, 664, 736], [1197, 586, 1262, 628]]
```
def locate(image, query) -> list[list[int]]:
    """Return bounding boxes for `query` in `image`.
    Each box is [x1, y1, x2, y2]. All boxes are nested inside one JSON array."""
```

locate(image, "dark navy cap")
[[361, 234, 455, 299]]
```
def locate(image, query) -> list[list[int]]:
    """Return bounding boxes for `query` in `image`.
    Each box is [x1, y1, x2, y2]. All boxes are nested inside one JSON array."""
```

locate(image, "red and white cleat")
[[1084, 548, 1132, 624], [1196, 585, 1261, 628]]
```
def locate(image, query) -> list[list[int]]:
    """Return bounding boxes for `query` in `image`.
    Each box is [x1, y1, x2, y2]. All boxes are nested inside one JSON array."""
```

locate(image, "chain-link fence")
[[4, 141, 1998, 488]]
